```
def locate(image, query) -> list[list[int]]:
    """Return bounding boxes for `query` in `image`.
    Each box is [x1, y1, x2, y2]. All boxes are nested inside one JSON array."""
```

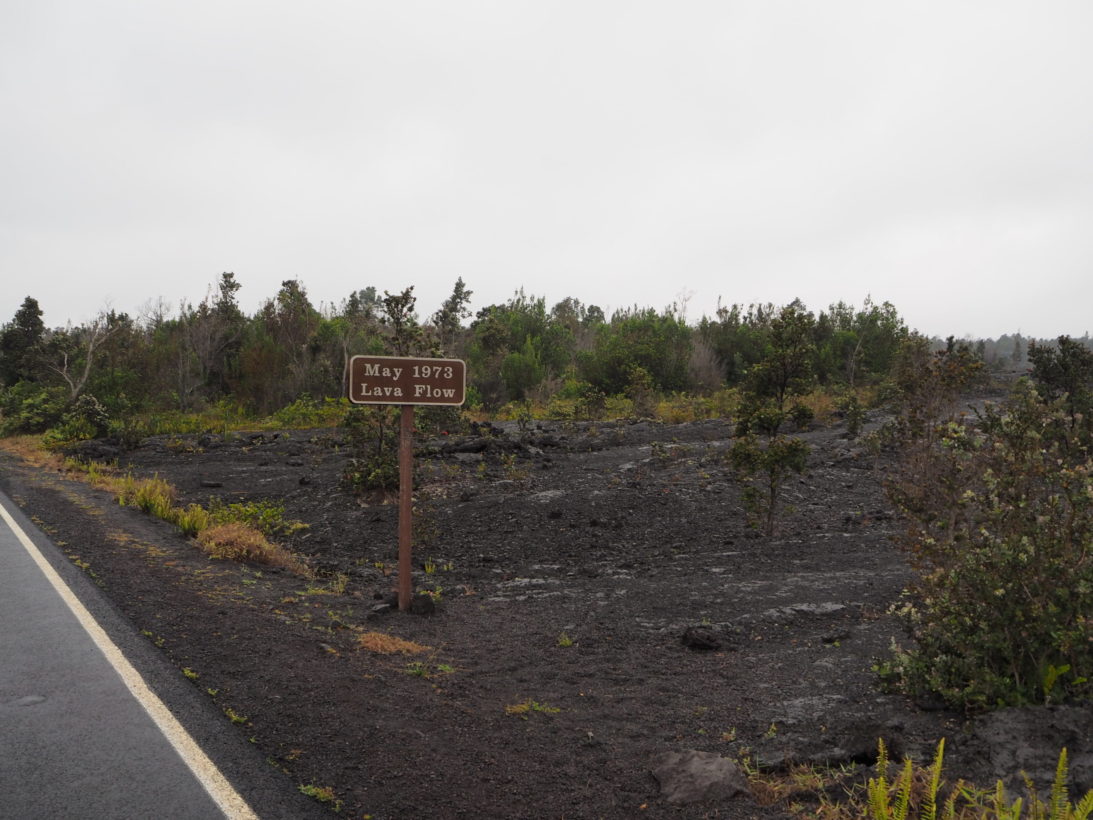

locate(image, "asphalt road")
[[0, 489, 327, 820]]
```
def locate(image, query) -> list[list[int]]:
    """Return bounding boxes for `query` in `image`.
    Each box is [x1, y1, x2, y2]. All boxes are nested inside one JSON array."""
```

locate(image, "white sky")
[[2, 1, 1091, 339]]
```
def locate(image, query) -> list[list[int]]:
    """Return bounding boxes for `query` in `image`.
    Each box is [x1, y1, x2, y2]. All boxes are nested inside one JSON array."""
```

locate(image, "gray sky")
[[3, 1, 1091, 339]]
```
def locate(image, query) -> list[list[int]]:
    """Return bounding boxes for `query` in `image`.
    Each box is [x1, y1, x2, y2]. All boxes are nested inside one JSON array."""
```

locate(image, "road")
[[0, 490, 326, 820]]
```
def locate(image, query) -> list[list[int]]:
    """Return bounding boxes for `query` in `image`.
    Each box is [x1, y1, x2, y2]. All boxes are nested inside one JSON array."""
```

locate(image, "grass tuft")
[[196, 522, 310, 575], [358, 631, 431, 655]]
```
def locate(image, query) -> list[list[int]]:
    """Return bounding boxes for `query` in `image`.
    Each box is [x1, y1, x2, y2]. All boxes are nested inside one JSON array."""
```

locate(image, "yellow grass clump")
[[196, 522, 310, 576], [357, 631, 431, 655]]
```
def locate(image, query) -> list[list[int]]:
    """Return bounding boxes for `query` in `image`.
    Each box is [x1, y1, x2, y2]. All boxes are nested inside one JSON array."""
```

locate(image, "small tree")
[[729, 432, 808, 535], [1029, 335, 1093, 441], [729, 302, 815, 535], [431, 277, 473, 355], [0, 296, 46, 385]]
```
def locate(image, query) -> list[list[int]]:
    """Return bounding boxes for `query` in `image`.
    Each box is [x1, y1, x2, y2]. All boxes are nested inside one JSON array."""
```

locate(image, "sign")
[[348, 355, 466, 407], [345, 355, 466, 612]]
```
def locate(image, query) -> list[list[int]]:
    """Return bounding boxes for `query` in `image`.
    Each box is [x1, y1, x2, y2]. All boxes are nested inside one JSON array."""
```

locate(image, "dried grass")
[[196, 522, 310, 576], [0, 435, 63, 470], [358, 631, 431, 655]]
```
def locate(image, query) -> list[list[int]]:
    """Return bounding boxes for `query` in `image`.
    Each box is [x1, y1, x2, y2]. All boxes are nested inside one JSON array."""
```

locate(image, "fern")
[[922, 738, 945, 820], [1050, 748, 1069, 819], [869, 739, 892, 819], [892, 757, 914, 820], [1072, 789, 1093, 820]]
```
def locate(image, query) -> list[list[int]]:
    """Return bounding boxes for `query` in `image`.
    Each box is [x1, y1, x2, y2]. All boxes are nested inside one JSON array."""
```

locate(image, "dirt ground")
[[1, 406, 1089, 818]]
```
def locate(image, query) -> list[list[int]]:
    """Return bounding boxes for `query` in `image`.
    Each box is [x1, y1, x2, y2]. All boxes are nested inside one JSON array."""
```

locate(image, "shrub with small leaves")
[[881, 381, 1092, 710], [341, 405, 402, 493]]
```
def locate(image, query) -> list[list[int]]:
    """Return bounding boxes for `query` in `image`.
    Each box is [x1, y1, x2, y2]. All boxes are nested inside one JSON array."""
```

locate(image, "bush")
[[266, 396, 346, 429], [881, 381, 1092, 709], [341, 405, 402, 493], [206, 498, 306, 537], [0, 383, 68, 435], [788, 402, 814, 431], [42, 393, 112, 447]]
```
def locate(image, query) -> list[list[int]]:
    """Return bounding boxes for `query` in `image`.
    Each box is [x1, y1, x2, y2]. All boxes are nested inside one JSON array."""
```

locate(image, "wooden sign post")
[[348, 356, 466, 611]]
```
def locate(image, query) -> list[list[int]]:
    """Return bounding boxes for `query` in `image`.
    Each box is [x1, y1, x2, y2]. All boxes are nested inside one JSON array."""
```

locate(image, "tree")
[[729, 302, 816, 535], [46, 311, 122, 401], [431, 277, 473, 355], [467, 291, 573, 405], [696, 301, 774, 386], [380, 286, 432, 357], [238, 279, 323, 412], [1029, 335, 1093, 437], [331, 288, 384, 397], [890, 334, 984, 445], [0, 296, 46, 385], [579, 307, 691, 395]]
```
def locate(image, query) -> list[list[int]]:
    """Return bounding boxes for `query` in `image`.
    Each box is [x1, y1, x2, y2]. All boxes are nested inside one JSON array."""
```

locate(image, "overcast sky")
[[2, 2, 1091, 339]]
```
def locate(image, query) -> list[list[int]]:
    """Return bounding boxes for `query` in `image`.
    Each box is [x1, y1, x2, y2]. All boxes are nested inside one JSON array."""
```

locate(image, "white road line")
[[0, 500, 259, 820]]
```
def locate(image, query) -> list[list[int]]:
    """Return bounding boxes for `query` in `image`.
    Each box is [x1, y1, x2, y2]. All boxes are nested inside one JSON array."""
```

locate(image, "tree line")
[[0, 272, 1087, 435]]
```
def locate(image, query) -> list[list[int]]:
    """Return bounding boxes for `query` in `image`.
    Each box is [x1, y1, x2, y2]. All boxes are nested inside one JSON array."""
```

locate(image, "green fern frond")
[[877, 737, 890, 782], [893, 757, 914, 820], [923, 738, 946, 820], [994, 781, 1014, 816], [1072, 788, 1093, 820], [868, 775, 892, 820], [1050, 748, 1069, 819], [942, 779, 963, 820], [1024, 772, 1043, 820]]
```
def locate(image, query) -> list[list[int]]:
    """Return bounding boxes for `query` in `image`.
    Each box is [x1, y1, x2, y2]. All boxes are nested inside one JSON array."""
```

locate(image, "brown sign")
[[348, 355, 466, 406]]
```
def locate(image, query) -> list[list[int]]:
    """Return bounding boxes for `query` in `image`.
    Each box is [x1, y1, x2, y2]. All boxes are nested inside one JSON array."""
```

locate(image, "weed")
[[405, 661, 429, 677], [325, 572, 349, 595], [223, 707, 247, 725], [182, 667, 199, 681], [418, 586, 443, 602], [358, 632, 431, 655], [206, 498, 307, 537], [298, 784, 342, 812], [175, 503, 211, 537], [557, 631, 574, 648], [505, 698, 560, 719], [501, 452, 528, 482], [403, 651, 455, 679]]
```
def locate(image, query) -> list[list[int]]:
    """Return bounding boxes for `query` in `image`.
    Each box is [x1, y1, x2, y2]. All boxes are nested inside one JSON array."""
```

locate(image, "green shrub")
[[265, 396, 346, 429], [41, 393, 112, 447], [341, 405, 401, 493], [881, 381, 1092, 709], [206, 498, 306, 536], [844, 393, 865, 439], [788, 402, 814, 431], [0, 383, 68, 435]]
